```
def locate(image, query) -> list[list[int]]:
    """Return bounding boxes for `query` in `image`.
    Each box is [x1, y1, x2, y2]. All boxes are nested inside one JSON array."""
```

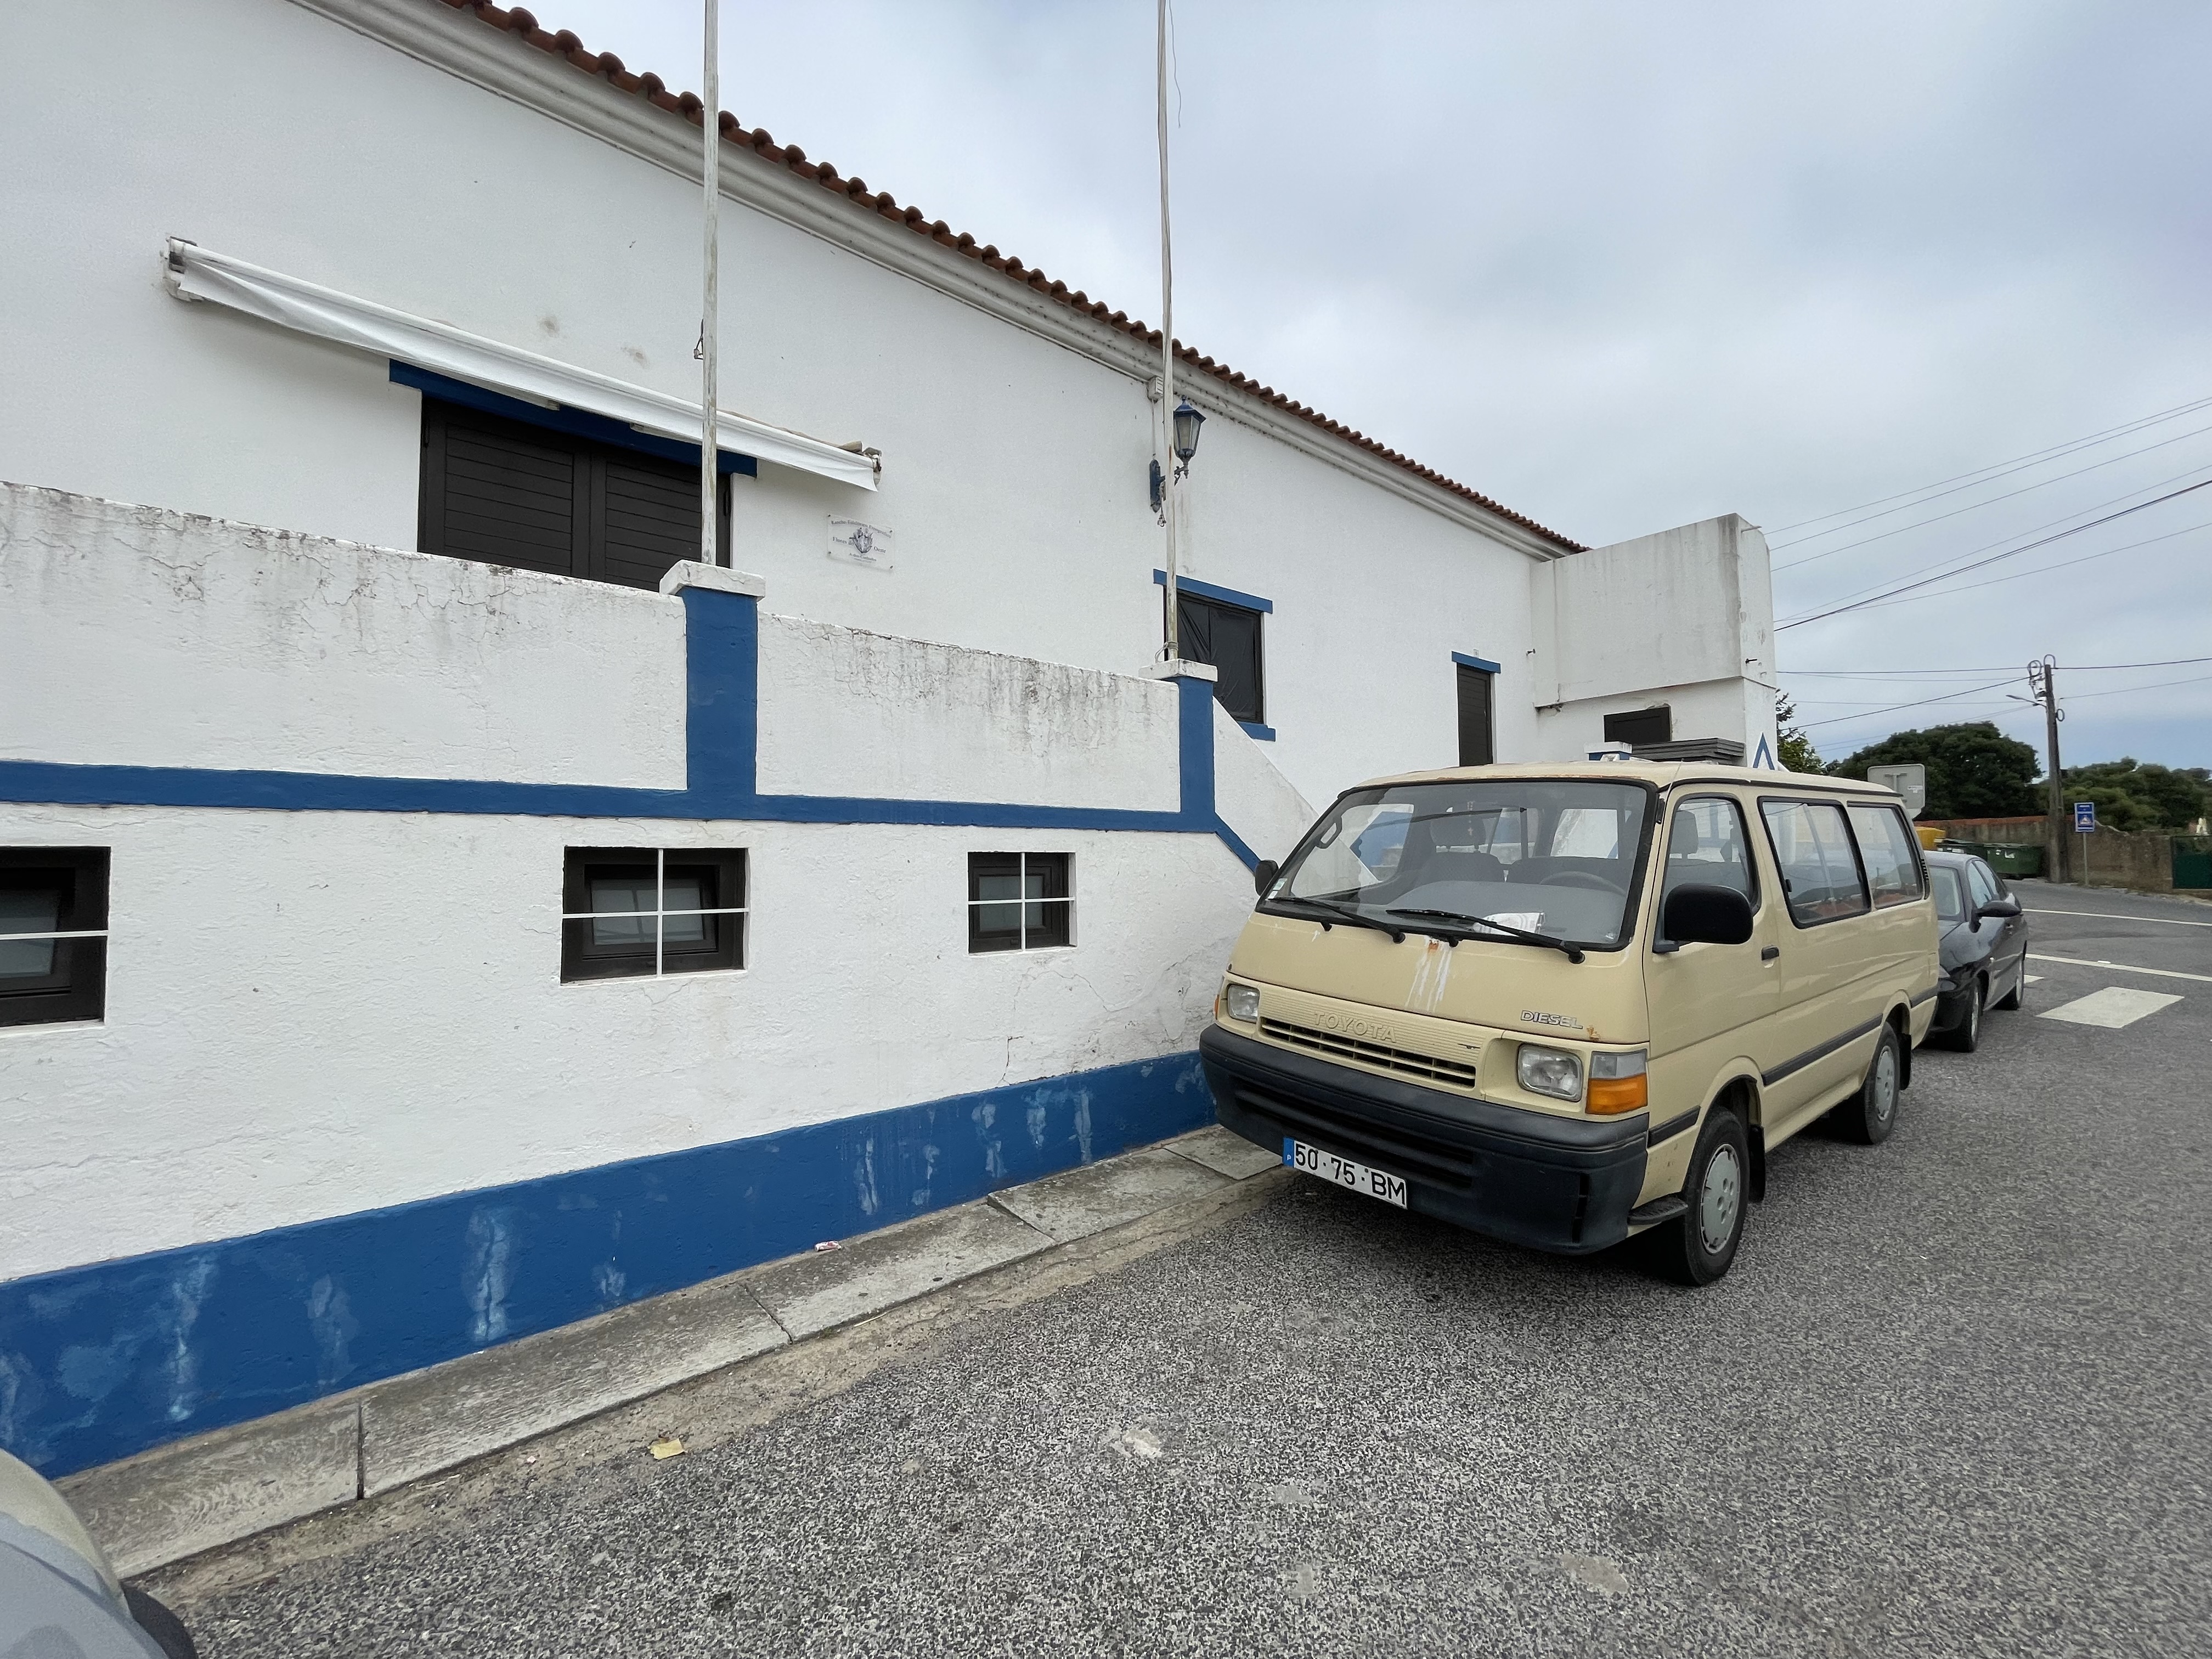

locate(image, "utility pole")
[[1154, 0, 1178, 662], [2030, 656, 2066, 882], [698, 0, 721, 567]]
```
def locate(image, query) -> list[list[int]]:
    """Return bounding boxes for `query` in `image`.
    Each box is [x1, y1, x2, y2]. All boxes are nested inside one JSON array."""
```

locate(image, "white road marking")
[[2024, 907, 2212, 929], [2028, 952, 2212, 985], [2023, 974, 2044, 983], [2038, 987, 2184, 1029]]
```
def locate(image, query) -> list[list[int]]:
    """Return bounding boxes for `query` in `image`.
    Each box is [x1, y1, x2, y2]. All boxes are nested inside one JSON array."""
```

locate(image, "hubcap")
[[1700, 1144, 1741, 1255], [1872, 1045, 1898, 1123]]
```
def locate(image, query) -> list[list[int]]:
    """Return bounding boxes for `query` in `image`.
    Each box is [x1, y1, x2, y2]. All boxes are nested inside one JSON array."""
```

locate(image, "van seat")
[[1508, 856, 1627, 888]]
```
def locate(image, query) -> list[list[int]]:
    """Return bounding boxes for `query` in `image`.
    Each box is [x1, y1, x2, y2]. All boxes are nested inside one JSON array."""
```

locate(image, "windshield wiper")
[[1385, 907, 1586, 964], [1271, 896, 1407, 943]]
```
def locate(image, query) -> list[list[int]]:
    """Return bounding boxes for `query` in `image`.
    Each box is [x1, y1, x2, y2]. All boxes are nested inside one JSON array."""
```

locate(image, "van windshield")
[[1268, 780, 1653, 950]]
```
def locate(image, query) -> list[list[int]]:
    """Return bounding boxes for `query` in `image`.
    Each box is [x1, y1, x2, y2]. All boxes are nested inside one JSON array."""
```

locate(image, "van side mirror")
[[1661, 884, 1755, 947], [1252, 859, 1280, 899], [1974, 898, 2021, 921]]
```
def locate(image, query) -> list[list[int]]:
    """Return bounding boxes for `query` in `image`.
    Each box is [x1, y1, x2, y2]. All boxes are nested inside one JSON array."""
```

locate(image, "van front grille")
[[1258, 1017, 1481, 1091]]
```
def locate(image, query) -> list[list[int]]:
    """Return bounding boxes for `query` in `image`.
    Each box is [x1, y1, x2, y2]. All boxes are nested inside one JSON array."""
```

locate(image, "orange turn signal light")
[[1585, 1074, 1649, 1115]]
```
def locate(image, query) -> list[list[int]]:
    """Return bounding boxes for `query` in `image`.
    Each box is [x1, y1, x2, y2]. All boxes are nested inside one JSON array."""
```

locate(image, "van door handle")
[[1760, 946, 1780, 961]]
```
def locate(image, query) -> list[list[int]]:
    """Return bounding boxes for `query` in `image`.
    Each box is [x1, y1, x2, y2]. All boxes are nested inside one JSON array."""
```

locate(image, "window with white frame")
[[561, 848, 746, 981], [967, 853, 1073, 953], [1, 848, 109, 1027]]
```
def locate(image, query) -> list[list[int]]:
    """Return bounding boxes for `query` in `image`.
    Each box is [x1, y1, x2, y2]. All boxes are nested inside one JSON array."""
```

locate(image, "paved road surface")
[[166, 882, 2210, 1656]]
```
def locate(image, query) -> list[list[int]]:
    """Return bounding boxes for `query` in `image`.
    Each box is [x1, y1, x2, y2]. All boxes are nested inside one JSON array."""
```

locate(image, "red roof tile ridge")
[[437, 1, 1583, 551]]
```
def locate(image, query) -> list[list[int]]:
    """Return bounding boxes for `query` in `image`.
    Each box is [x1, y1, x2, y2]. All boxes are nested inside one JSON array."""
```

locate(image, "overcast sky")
[[557, 0, 2211, 772]]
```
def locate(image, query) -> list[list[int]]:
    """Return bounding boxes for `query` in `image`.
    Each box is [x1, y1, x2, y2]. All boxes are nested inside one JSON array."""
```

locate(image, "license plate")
[[1284, 1138, 1408, 1208]]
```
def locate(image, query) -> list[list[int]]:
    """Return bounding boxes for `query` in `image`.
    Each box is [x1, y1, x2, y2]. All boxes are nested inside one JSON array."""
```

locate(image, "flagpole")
[[699, 0, 721, 566], [1156, 0, 1178, 661]]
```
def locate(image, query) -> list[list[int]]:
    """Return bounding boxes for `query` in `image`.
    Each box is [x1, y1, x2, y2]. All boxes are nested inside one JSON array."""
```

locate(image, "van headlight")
[[1516, 1043, 1583, 1102], [1224, 983, 1262, 1024]]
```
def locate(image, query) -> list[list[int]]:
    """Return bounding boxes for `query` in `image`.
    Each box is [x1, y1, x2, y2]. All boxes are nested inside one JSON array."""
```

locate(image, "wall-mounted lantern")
[[1171, 399, 1206, 474]]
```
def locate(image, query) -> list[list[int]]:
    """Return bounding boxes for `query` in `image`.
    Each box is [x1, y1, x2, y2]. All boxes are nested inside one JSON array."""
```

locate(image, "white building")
[[0, 0, 1777, 1480]]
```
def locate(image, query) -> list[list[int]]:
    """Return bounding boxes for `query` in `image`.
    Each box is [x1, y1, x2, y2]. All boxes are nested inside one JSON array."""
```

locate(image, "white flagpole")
[[699, 0, 721, 566], [1156, 0, 1178, 661]]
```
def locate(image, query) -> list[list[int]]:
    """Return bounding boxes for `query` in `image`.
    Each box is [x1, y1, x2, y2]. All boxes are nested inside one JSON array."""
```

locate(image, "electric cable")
[[1776, 479, 2212, 630], [1765, 392, 2212, 534], [1831, 521, 2211, 615], [1797, 678, 2024, 730]]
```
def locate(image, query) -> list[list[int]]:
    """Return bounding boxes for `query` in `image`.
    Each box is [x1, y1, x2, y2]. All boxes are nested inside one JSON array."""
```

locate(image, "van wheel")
[[1943, 980, 1984, 1052], [1656, 1109, 1748, 1286], [1838, 1025, 1904, 1144]]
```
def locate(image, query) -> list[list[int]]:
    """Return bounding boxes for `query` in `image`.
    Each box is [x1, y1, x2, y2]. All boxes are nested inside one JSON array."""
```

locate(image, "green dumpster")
[[1979, 842, 2044, 879]]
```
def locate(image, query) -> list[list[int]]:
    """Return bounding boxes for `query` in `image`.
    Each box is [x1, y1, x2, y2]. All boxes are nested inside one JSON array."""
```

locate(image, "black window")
[[1455, 664, 1495, 766], [1604, 706, 1672, 748], [1758, 800, 1871, 927], [1, 848, 108, 1028], [968, 853, 1072, 953], [420, 400, 726, 591], [561, 848, 746, 981], [1173, 592, 1264, 726]]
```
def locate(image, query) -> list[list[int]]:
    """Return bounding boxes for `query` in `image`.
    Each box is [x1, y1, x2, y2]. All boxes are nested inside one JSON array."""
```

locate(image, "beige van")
[[1202, 761, 1937, 1284]]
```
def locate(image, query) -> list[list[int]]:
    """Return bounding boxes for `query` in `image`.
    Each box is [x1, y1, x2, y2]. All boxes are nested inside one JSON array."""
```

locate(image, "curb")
[[59, 1125, 1284, 1579]]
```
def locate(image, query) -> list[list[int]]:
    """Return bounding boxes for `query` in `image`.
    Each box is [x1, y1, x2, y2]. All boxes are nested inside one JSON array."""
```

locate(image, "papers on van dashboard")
[[1478, 912, 1544, 934]]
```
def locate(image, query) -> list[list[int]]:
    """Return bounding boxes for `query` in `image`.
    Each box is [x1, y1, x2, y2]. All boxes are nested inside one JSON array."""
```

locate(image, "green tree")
[[2063, 759, 2212, 832], [1829, 722, 2041, 819], [1774, 693, 1822, 773]]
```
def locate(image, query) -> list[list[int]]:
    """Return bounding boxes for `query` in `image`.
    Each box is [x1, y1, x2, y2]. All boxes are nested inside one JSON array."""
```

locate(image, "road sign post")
[[2074, 800, 2097, 886]]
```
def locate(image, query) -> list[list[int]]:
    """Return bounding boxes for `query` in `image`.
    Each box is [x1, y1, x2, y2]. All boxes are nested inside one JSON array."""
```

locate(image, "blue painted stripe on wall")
[[391, 361, 760, 476], [1451, 652, 1502, 675], [0, 1052, 1216, 1478], [1150, 569, 1274, 614]]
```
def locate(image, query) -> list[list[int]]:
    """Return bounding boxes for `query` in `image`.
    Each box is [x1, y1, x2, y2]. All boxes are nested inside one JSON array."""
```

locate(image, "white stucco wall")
[[756, 616, 1181, 811], [0, 807, 1254, 1280], [0, 0, 1626, 811], [0, 483, 686, 787], [1531, 515, 1779, 763], [1211, 702, 1319, 863]]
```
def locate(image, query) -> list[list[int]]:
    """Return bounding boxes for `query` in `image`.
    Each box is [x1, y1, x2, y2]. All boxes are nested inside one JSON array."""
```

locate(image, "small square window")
[[561, 848, 746, 981], [1, 848, 109, 1028], [968, 853, 1073, 953]]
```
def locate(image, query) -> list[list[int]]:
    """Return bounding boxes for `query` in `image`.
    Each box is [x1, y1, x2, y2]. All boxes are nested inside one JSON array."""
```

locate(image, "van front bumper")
[[1200, 1024, 1650, 1255]]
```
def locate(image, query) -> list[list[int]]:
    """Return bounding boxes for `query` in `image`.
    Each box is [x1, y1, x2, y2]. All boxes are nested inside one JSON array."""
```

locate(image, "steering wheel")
[[1544, 871, 1622, 892]]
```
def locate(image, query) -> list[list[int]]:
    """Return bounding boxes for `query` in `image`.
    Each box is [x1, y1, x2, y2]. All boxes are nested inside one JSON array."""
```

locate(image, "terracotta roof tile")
[[435, 0, 1581, 550]]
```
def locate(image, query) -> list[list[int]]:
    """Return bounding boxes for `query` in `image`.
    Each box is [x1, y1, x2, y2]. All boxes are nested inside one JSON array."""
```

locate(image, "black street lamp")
[[1171, 399, 1206, 474]]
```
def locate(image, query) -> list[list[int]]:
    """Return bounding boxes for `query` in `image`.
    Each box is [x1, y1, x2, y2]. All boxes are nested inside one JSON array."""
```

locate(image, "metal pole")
[[1155, 0, 1177, 662], [2038, 656, 2066, 882], [699, 0, 721, 567]]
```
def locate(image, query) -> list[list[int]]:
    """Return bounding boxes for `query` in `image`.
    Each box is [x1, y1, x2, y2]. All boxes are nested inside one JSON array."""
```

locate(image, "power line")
[[1765, 392, 2212, 534], [1835, 521, 2212, 615], [1797, 677, 2023, 730], [1776, 479, 2212, 631], [2062, 671, 2212, 703], [1769, 421, 2212, 561], [1782, 656, 2212, 677], [1775, 465, 2212, 615]]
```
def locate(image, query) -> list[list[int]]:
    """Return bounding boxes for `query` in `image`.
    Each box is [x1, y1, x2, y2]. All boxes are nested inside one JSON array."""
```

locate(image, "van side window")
[[1846, 804, 1925, 907], [1759, 800, 1870, 927], [1662, 797, 1758, 906]]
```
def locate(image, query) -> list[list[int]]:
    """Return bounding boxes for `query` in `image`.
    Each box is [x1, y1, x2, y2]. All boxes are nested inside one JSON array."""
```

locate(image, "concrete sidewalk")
[[62, 1125, 1285, 1579]]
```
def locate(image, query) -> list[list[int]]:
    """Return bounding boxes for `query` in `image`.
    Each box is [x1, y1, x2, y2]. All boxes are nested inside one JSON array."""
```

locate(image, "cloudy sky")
[[556, 0, 2211, 771]]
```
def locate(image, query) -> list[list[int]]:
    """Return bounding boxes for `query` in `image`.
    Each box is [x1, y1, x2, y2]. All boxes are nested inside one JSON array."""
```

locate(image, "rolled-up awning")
[[163, 239, 878, 492]]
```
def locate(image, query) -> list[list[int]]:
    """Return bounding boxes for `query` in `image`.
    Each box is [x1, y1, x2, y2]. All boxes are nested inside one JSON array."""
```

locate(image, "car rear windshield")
[[1269, 780, 1653, 948]]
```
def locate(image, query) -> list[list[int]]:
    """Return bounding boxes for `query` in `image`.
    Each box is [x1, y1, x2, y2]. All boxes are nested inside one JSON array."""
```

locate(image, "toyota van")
[[1201, 761, 1938, 1284]]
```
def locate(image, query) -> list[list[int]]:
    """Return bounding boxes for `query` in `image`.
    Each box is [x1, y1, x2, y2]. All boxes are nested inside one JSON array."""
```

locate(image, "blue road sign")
[[2073, 800, 2098, 833]]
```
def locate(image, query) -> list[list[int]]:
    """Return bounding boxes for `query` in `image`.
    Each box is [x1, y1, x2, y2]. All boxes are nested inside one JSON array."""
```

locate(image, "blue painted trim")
[[392, 361, 759, 477], [1451, 652, 1502, 675], [1151, 569, 1273, 614], [0, 1053, 1216, 1478], [1237, 721, 1277, 743], [1212, 818, 1261, 872]]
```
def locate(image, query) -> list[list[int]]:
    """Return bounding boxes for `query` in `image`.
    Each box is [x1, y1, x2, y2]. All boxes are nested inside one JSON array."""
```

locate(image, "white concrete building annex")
[[0, 0, 1779, 1481]]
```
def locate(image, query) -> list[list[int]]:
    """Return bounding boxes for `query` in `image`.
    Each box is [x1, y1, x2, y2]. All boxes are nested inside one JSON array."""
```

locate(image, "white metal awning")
[[162, 239, 878, 491]]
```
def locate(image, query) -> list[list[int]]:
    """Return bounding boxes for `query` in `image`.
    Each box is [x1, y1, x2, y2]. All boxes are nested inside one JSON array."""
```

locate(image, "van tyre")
[[1839, 1025, 1904, 1144], [1656, 1108, 1748, 1286], [1943, 980, 1984, 1052]]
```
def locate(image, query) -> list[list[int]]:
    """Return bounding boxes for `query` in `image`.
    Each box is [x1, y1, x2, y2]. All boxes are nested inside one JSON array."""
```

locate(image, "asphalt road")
[[167, 882, 2210, 1657]]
